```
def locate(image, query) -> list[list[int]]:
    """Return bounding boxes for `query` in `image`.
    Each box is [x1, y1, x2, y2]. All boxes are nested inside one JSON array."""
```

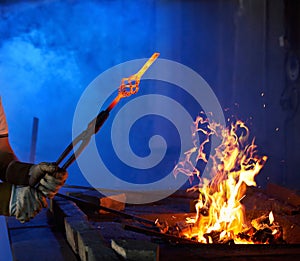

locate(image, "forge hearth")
[[47, 183, 300, 260]]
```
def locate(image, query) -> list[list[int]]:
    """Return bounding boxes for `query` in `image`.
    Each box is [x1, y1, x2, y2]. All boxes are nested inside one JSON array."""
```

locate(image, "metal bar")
[[135, 52, 160, 79], [63, 184, 96, 191], [29, 117, 39, 163], [62, 184, 199, 199], [56, 193, 155, 226]]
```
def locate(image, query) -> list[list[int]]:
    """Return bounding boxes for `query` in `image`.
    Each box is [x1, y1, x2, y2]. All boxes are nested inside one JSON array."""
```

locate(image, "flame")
[[269, 211, 274, 225], [174, 115, 268, 244]]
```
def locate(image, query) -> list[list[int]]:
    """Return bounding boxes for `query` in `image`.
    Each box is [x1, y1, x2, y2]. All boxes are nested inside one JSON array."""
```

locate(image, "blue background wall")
[[0, 0, 299, 192]]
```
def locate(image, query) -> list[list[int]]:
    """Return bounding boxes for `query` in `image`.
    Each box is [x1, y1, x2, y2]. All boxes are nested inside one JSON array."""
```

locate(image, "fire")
[[173, 115, 272, 244]]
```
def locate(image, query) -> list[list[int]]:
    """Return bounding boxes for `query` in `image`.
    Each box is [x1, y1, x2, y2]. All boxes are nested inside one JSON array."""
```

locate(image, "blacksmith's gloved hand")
[[9, 185, 47, 223], [28, 162, 58, 187], [6, 161, 68, 198], [28, 162, 68, 198], [29, 162, 68, 199], [36, 167, 68, 199]]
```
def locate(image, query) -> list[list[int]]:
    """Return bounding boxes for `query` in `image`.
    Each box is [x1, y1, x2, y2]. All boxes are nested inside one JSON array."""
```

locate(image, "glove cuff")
[[9, 184, 17, 216], [6, 161, 33, 185]]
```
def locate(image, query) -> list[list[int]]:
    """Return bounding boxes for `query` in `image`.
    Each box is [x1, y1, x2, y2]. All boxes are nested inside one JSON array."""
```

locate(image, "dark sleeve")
[[0, 150, 33, 185], [0, 182, 12, 216], [5, 161, 33, 185], [0, 150, 16, 182]]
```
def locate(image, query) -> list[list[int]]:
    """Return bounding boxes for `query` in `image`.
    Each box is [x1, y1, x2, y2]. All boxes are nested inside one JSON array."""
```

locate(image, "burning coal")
[[162, 115, 284, 244]]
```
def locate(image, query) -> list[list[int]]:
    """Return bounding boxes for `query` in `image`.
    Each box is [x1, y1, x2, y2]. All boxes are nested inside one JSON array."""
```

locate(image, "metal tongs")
[[56, 53, 160, 169]]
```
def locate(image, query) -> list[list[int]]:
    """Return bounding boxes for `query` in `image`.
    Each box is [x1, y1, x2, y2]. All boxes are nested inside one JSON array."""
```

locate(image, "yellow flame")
[[269, 211, 274, 225], [174, 115, 268, 243]]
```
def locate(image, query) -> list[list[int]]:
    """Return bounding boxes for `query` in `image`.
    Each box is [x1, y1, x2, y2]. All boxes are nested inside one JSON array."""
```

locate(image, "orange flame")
[[174, 115, 268, 243]]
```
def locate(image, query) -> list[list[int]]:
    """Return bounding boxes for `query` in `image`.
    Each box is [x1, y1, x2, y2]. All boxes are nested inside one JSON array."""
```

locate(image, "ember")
[[161, 115, 285, 244]]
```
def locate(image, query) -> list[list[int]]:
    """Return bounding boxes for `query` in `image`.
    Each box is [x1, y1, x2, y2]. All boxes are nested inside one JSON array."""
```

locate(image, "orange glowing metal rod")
[[108, 52, 160, 111], [57, 53, 160, 169]]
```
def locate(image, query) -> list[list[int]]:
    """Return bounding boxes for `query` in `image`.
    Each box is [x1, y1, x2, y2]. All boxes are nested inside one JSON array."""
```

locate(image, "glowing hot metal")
[[108, 52, 160, 111], [56, 52, 160, 169]]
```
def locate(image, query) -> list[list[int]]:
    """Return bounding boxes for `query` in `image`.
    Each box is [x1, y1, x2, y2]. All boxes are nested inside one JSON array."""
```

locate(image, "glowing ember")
[[171, 115, 283, 244]]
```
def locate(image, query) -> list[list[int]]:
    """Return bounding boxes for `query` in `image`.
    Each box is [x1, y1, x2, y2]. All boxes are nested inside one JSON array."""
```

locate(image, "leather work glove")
[[9, 185, 47, 223], [36, 168, 68, 199], [6, 161, 68, 199], [28, 162, 58, 187]]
